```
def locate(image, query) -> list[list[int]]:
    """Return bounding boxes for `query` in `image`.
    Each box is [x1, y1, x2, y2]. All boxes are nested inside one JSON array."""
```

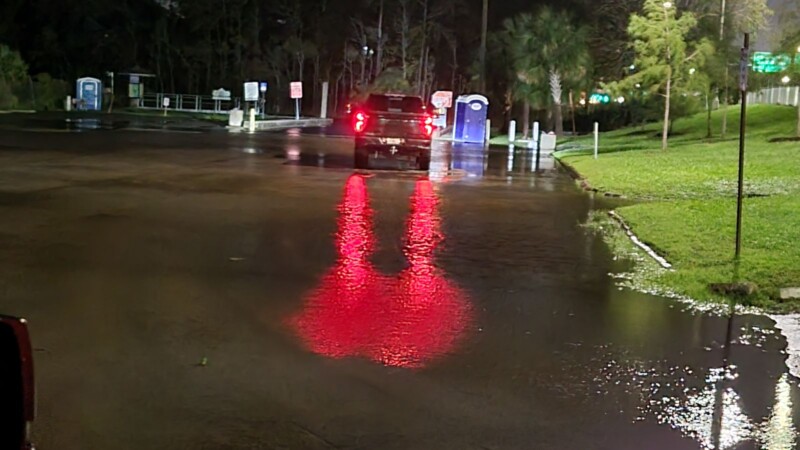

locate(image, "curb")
[[553, 155, 625, 198], [607, 211, 673, 270], [553, 154, 672, 270]]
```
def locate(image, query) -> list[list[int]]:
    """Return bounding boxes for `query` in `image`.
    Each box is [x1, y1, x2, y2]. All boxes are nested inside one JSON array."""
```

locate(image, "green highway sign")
[[751, 52, 800, 73]]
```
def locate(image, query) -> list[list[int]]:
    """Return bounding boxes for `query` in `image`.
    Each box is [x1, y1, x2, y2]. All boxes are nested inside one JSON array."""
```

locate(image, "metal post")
[[249, 108, 256, 132], [295, 98, 300, 120], [107, 71, 114, 113], [735, 33, 750, 260], [532, 121, 539, 149], [594, 122, 599, 159], [535, 128, 541, 171], [320, 82, 329, 119], [508, 120, 516, 144]]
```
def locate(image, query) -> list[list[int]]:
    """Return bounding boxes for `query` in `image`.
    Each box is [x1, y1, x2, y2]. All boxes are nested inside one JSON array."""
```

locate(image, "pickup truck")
[[352, 94, 434, 171]]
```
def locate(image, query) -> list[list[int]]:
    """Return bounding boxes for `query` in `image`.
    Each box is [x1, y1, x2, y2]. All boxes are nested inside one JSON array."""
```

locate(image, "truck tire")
[[417, 155, 430, 172], [354, 146, 370, 169]]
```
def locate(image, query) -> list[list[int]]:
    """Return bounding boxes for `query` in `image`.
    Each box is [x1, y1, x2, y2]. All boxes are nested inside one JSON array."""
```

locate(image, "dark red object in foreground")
[[289, 175, 472, 368], [0, 315, 35, 450]]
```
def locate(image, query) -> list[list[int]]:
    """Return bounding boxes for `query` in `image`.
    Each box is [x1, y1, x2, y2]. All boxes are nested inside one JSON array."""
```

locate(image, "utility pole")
[[479, 0, 488, 93]]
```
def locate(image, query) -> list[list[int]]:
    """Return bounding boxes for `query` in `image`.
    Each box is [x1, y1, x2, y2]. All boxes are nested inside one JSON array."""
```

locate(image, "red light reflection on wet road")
[[289, 175, 472, 368]]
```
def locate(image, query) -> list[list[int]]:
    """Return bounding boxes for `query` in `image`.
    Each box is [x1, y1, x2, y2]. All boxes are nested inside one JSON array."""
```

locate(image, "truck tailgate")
[[364, 112, 427, 139]]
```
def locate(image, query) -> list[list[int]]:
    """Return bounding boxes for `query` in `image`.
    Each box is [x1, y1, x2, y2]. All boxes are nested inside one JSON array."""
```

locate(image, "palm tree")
[[505, 8, 589, 136], [533, 8, 589, 136]]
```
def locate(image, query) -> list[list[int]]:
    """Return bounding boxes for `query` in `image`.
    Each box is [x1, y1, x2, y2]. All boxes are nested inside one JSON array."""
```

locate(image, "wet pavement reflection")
[[289, 175, 472, 368], [0, 122, 798, 449]]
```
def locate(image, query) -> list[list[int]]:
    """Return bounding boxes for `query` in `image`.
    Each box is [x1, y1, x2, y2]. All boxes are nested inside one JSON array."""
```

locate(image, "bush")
[[32, 73, 68, 111], [0, 79, 19, 109]]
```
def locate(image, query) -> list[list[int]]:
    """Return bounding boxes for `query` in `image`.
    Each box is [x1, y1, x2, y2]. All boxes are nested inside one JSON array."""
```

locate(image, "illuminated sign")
[[751, 52, 800, 73], [589, 93, 611, 104]]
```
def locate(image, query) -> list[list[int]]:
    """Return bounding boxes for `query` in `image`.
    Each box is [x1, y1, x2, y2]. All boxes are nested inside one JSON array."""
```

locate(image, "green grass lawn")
[[558, 104, 800, 311]]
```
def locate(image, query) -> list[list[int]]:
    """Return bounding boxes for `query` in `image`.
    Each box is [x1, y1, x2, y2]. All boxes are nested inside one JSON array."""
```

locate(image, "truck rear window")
[[366, 95, 425, 113]]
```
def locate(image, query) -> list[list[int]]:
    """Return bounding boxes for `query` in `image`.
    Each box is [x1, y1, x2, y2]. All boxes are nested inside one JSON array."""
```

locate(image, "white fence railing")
[[138, 93, 241, 114], [747, 86, 800, 107]]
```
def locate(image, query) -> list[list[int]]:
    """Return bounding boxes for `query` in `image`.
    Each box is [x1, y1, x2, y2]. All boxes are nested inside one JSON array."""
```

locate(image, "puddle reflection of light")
[[758, 374, 796, 449], [286, 145, 301, 161], [287, 128, 302, 137], [243, 147, 261, 154], [632, 365, 797, 450], [288, 175, 472, 368]]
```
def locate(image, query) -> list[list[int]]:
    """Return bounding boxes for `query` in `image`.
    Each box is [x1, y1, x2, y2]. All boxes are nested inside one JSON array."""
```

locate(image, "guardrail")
[[138, 93, 241, 114]]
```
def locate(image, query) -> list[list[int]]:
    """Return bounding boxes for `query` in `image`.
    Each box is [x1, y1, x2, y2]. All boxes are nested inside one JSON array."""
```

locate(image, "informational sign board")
[[129, 75, 140, 84], [431, 90, 453, 109], [740, 47, 750, 92], [128, 83, 141, 98], [162, 97, 170, 108], [259, 82, 268, 93], [290, 81, 303, 99], [212, 88, 231, 101], [244, 82, 259, 101]]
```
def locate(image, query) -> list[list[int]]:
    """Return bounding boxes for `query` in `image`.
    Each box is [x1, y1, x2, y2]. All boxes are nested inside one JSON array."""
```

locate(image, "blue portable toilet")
[[453, 94, 489, 144], [76, 77, 102, 111]]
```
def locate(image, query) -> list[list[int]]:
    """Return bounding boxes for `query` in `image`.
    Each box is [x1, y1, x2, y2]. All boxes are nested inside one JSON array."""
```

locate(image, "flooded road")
[[0, 124, 797, 449]]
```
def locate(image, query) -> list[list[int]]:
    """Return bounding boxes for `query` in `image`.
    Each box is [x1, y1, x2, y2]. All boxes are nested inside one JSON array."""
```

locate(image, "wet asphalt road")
[[0, 120, 797, 449]]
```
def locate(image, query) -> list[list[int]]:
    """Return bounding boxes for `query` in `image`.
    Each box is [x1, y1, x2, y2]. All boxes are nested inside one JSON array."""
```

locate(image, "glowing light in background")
[[288, 175, 472, 368]]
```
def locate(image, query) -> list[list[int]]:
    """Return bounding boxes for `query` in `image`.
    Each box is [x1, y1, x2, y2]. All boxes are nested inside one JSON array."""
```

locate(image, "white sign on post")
[[212, 88, 231, 101], [244, 82, 259, 101], [290, 82, 303, 99], [162, 97, 170, 108], [431, 90, 453, 109], [739, 47, 749, 92]]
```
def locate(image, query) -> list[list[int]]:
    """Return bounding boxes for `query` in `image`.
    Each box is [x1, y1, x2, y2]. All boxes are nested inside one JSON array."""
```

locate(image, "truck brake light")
[[354, 112, 368, 133], [422, 115, 434, 137]]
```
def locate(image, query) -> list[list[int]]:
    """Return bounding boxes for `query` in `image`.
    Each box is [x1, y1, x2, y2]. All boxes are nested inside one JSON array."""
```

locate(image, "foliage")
[[353, 68, 414, 100], [502, 8, 590, 136], [588, 0, 643, 82], [0, 44, 27, 84], [559, 104, 800, 311], [0, 44, 26, 109], [32, 73, 68, 111], [0, 43, 68, 110], [606, 0, 712, 149]]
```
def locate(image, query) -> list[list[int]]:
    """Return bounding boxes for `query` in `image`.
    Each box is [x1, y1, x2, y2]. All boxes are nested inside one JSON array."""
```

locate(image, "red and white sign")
[[290, 81, 303, 99], [431, 90, 453, 109]]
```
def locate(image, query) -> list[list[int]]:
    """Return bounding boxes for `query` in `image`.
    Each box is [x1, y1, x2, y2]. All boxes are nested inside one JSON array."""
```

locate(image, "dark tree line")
[[1, 0, 605, 115]]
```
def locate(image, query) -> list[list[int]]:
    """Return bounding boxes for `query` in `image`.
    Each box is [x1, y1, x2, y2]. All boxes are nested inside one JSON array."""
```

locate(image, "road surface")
[[0, 121, 796, 449]]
